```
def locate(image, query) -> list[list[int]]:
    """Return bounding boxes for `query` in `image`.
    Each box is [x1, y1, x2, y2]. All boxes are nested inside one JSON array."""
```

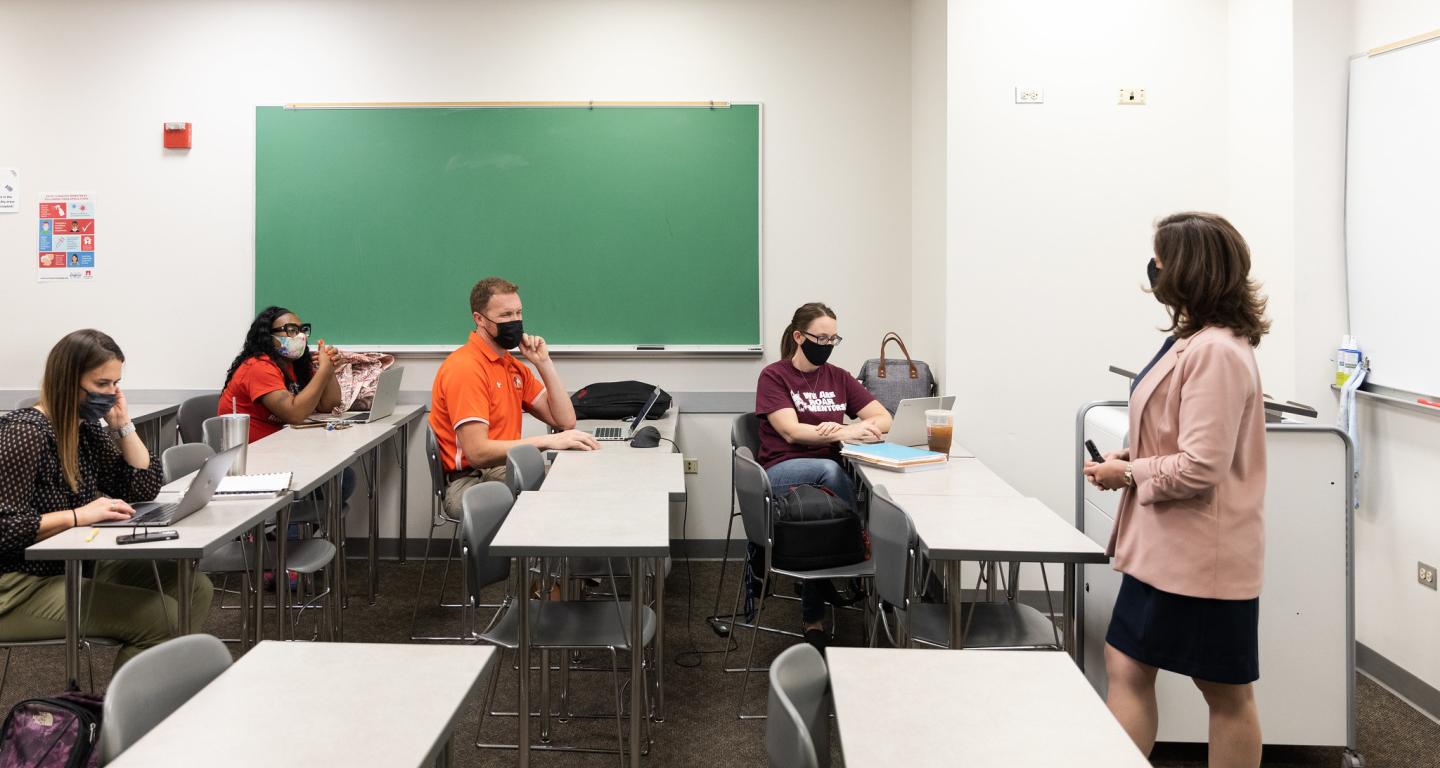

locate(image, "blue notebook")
[[840, 442, 945, 464]]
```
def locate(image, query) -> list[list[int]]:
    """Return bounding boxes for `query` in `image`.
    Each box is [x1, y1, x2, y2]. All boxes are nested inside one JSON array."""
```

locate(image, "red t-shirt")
[[218, 357, 300, 442], [754, 360, 876, 469]]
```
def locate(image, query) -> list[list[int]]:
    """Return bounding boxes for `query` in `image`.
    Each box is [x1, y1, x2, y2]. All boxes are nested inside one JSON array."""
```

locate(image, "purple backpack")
[[0, 690, 103, 768]]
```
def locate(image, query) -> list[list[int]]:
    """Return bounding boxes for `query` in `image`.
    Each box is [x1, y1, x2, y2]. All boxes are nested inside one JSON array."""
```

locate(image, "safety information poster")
[[0, 169, 17, 213], [37, 192, 96, 282]]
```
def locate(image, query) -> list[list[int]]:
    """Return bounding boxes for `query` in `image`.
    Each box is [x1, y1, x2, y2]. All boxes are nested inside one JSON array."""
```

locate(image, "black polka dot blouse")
[[0, 408, 161, 578]]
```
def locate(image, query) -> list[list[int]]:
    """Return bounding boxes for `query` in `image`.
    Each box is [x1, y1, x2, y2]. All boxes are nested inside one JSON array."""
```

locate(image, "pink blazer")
[[1107, 326, 1267, 600]]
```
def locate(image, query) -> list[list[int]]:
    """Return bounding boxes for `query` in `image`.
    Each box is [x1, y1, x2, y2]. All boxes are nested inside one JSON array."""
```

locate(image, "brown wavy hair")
[[1151, 212, 1270, 346], [39, 329, 125, 491], [780, 302, 837, 359]]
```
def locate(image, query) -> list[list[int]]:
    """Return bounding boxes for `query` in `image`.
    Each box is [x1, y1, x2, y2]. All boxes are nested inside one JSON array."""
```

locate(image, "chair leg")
[[736, 571, 771, 720], [475, 646, 506, 747], [609, 647, 625, 768], [0, 648, 11, 700]]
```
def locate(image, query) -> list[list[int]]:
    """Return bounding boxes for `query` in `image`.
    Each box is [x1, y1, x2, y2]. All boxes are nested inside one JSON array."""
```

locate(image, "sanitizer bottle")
[[1335, 335, 1362, 387]]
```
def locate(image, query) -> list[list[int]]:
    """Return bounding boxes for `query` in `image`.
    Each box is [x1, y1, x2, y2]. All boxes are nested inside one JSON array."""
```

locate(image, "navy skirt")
[[1106, 574, 1260, 685]]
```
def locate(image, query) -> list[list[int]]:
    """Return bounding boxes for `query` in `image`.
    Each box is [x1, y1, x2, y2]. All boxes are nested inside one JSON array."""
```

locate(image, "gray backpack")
[[856, 332, 937, 414]]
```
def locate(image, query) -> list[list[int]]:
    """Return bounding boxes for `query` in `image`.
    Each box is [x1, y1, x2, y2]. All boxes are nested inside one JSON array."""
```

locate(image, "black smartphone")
[[116, 530, 180, 545], [1084, 439, 1104, 463]]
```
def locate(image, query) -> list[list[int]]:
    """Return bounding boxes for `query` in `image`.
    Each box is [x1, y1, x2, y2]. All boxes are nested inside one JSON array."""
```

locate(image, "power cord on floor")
[[672, 496, 738, 668]]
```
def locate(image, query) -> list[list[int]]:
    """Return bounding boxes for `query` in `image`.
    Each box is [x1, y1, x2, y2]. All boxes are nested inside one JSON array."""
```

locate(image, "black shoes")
[[804, 628, 829, 655]]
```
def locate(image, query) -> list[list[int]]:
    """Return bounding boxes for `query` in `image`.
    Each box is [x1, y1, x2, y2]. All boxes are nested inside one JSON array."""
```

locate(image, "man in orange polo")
[[430, 276, 599, 517]]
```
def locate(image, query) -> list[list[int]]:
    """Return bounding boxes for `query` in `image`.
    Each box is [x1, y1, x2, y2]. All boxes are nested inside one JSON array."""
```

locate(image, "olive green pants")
[[443, 465, 507, 522], [0, 561, 214, 669]]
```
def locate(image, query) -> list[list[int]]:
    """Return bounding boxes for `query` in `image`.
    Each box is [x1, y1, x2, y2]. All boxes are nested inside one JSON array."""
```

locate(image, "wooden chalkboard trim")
[[285, 101, 732, 110], [1368, 28, 1440, 57]]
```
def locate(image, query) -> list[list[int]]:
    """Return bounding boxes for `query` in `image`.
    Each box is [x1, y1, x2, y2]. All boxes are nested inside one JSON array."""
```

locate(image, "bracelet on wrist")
[[71, 509, 78, 528], [114, 422, 136, 439]]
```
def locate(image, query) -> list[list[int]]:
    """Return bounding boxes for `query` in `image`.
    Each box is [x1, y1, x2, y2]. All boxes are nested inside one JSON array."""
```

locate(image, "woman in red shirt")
[[219, 306, 342, 442]]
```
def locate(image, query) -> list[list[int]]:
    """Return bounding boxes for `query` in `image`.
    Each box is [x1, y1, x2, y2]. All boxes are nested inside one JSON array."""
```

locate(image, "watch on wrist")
[[1123, 462, 1135, 487], [115, 422, 137, 439]]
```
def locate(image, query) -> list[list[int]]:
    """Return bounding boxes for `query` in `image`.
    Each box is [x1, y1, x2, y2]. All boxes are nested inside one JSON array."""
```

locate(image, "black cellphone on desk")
[[116, 530, 180, 545], [1084, 439, 1104, 464]]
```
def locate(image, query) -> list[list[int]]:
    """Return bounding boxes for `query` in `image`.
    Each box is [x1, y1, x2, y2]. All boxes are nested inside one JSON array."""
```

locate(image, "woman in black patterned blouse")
[[0, 330, 212, 668]]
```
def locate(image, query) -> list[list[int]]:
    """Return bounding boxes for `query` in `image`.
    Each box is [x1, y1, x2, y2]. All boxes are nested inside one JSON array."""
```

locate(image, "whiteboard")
[[1346, 40, 1440, 395]]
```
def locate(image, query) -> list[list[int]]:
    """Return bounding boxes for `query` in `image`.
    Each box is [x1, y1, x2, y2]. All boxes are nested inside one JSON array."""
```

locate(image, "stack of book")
[[840, 442, 948, 473]]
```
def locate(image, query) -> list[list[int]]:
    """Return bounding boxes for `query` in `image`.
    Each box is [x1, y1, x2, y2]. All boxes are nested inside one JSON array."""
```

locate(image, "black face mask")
[[1147, 258, 1161, 290], [800, 338, 834, 367], [79, 390, 116, 423], [486, 318, 524, 349]]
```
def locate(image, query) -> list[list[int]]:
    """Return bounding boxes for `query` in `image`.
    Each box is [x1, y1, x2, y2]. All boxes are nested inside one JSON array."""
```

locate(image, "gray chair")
[[727, 447, 873, 719], [98, 634, 231, 764], [409, 426, 465, 641], [711, 413, 770, 642], [505, 443, 545, 497], [176, 393, 220, 445], [867, 489, 1060, 650], [13, 396, 38, 409], [766, 643, 830, 768], [462, 482, 657, 761], [164, 444, 336, 642]]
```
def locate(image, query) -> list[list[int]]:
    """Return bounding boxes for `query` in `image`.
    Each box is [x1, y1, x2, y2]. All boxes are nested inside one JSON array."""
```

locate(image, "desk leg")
[[176, 559, 194, 635], [629, 556, 643, 768], [398, 422, 410, 564], [65, 561, 81, 685], [251, 521, 266, 649], [654, 558, 665, 723], [276, 503, 291, 642], [947, 560, 965, 650], [331, 476, 345, 641], [517, 557, 531, 767], [1064, 563, 1078, 664], [368, 450, 379, 605]]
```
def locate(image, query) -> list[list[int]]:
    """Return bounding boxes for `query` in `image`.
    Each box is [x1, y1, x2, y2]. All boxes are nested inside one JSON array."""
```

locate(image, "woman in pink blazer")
[[1084, 212, 1270, 768]]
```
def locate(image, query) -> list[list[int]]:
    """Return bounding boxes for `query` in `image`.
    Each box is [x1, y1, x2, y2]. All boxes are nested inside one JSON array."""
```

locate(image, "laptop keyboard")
[[129, 502, 178, 525], [593, 426, 624, 440]]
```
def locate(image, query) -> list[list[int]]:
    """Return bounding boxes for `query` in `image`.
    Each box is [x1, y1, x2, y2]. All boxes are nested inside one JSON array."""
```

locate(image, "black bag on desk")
[[571, 381, 672, 420], [770, 485, 865, 571]]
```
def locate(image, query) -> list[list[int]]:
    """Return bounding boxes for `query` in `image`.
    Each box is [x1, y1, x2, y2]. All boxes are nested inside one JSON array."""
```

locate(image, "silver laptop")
[[312, 366, 404, 424], [887, 395, 957, 447], [98, 445, 240, 527], [592, 387, 662, 441]]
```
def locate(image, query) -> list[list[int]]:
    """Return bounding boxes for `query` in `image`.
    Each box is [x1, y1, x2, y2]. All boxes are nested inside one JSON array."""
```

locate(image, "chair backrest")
[[731, 412, 763, 456], [161, 443, 215, 484], [99, 634, 232, 763], [424, 426, 447, 500], [199, 416, 229, 454], [177, 393, 221, 444], [505, 444, 545, 496], [766, 643, 831, 768], [732, 447, 772, 548], [461, 481, 515, 601], [13, 396, 38, 410], [868, 488, 916, 610]]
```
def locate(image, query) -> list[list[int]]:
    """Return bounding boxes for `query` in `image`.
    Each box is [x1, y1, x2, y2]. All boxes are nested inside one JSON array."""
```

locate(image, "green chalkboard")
[[255, 105, 761, 349]]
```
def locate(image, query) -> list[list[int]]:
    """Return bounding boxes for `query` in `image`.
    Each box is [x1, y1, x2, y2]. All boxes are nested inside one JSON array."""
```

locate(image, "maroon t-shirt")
[[755, 360, 877, 469]]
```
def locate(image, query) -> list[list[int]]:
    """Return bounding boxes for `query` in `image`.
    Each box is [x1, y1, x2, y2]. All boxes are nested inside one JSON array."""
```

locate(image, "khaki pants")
[[443, 465, 507, 522], [0, 561, 215, 669]]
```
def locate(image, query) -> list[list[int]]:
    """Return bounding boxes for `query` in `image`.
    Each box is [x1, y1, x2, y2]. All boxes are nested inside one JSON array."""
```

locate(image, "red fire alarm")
[[163, 122, 192, 149]]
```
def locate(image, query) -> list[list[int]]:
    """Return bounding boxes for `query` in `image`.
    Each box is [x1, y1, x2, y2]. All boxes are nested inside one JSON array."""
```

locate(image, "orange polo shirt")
[[430, 332, 545, 473]]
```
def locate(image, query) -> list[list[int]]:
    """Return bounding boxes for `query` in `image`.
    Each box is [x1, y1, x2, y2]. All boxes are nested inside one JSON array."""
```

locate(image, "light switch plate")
[[1119, 88, 1147, 105], [1014, 87, 1044, 104]]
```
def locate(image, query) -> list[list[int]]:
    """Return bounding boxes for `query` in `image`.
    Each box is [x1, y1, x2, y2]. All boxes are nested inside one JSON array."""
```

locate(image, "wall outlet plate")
[[1015, 86, 1044, 104], [1119, 88, 1147, 105], [684, 457, 699, 474], [1420, 562, 1437, 590]]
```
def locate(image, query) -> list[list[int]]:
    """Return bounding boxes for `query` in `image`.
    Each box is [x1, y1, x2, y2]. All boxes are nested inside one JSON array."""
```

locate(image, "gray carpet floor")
[[2, 557, 1435, 767]]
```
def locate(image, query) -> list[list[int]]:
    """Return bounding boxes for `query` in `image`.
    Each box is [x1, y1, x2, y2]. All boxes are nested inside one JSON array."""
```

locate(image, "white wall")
[[1344, 0, 1440, 699], [946, 0, 1230, 529], [909, 0, 947, 380], [0, 0, 919, 544]]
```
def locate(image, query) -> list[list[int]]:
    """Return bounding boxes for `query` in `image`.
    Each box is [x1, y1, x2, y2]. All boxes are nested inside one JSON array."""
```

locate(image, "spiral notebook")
[[213, 472, 293, 498]]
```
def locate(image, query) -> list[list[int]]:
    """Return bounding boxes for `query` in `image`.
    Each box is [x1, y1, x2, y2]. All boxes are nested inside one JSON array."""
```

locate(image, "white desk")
[[826, 648, 1150, 767], [855, 457, 1021, 497], [883, 494, 1108, 656], [490, 490, 670, 768], [110, 641, 496, 768], [576, 405, 679, 451], [26, 494, 288, 684], [541, 450, 687, 501]]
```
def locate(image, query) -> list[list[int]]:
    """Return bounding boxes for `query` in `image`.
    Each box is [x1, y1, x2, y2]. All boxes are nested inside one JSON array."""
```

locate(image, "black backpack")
[[570, 381, 672, 420], [770, 484, 866, 571]]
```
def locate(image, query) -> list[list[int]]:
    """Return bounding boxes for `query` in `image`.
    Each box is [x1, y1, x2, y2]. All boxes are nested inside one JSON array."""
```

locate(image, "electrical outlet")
[[1014, 86, 1044, 104], [684, 457, 699, 475], [1420, 562, 1438, 590], [1118, 88, 1147, 105]]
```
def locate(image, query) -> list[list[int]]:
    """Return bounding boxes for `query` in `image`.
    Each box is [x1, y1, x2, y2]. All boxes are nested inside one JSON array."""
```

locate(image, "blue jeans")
[[763, 457, 856, 624]]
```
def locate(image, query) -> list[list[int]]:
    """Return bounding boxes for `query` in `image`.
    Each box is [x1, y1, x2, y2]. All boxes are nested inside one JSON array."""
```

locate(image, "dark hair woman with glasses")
[[753, 302, 891, 650], [219, 306, 343, 442]]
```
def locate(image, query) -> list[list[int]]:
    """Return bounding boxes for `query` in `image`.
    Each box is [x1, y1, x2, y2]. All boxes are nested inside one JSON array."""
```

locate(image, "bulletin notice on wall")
[[37, 192, 96, 282]]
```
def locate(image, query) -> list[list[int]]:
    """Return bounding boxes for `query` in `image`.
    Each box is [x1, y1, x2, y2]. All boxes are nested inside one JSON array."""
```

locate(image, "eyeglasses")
[[271, 323, 312, 338], [801, 331, 843, 346]]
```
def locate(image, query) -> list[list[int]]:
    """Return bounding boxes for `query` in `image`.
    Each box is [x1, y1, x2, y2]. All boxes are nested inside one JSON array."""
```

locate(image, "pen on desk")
[[85, 528, 99, 542], [1419, 398, 1440, 408]]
